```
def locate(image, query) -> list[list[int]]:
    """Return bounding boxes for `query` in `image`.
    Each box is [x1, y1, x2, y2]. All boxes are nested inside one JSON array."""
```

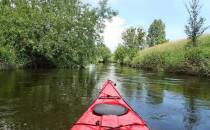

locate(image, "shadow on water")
[[0, 68, 103, 130], [0, 64, 210, 130]]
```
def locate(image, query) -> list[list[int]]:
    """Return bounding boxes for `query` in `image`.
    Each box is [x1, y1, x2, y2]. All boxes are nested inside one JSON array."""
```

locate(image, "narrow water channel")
[[0, 64, 210, 130]]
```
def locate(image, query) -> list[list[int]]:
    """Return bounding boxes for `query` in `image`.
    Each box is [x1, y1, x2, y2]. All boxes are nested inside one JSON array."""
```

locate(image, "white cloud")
[[82, 0, 124, 52], [103, 16, 126, 52]]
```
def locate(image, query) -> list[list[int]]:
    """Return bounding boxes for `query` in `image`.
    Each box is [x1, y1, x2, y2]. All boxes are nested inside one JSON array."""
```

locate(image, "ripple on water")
[[0, 102, 18, 118], [0, 111, 17, 118], [0, 65, 210, 130]]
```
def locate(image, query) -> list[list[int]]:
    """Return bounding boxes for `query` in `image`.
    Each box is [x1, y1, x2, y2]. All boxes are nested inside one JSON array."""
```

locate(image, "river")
[[0, 64, 210, 130]]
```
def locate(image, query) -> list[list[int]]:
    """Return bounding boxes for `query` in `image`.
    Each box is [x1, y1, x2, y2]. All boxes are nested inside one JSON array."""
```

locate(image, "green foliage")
[[0, 46, 16, 64], [147, 19, 167, 47], [114, 45, 127, 64], [185, 47, 204, 65], [0, 0, 115, 68], [110, 54, 115, 63], [96, 44, 111, 63], [122, 27, 146, 49], [131, 35, 210, 76], [123, 56, 132, 65], [185, 0, 209, 46], [114, 27, 146, 64]]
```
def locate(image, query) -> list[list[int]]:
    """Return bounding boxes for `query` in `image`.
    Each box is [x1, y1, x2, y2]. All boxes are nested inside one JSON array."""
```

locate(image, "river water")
[[0, 64, 210, 130]]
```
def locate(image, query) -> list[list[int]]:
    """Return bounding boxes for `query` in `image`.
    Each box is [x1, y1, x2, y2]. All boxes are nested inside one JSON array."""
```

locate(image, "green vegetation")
[[122, 27, 146, 49], [113, 0, 210, 77], [147, 19, 167, 47], [0, 0, 209, 78], [0, 0, 113, 69], [0, 46, 16, 69], [114, 21, 166, 65], [185, 0, 209, 46], [113, 12, 210, 77], [114, 45, 127, 64], [122, 27, 146, 59], [131, 35, 210, 77], [0, 46, 16, 64], [114, 27, 146, 64], [96, 44, 111, 63]]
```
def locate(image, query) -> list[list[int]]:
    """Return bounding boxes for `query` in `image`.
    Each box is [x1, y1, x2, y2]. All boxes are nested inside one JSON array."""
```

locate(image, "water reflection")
[[0, 69, 99, 130], [0, 64, 210, 130]]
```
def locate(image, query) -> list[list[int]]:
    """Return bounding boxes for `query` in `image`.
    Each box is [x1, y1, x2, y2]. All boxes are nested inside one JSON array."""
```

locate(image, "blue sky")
[[86, 0, 210, 52]]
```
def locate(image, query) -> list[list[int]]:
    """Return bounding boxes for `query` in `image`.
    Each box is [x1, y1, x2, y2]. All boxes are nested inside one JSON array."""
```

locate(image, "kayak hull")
[[71, 80, 149, 130]]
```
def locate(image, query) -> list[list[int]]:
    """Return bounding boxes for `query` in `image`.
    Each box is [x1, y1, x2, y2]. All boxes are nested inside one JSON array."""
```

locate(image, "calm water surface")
[[0, 64, 210, 130]]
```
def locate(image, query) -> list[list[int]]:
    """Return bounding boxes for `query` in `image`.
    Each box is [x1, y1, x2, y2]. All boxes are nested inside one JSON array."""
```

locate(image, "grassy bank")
[[130, 35, 210, 77]]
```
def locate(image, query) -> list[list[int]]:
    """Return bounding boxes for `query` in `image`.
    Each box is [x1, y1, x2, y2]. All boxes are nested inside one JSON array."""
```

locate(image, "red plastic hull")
[[71, 80, 149, 130]]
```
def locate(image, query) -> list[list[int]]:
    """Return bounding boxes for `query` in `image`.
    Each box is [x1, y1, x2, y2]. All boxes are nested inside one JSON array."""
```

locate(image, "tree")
[[185, 0, 209, 46], [122, 27, 145, 49], [136, 28, 147, 49], [114, 45, 127, 64], [0, 0, 116, 68], [96, 44, 111, 63], [121, 27, 145, 59], [147, 19, 167, 47], [95, 0, 117, 44]]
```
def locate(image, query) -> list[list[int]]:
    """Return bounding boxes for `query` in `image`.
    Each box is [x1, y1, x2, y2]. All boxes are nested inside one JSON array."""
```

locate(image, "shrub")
[[0, 46, 16, 64]]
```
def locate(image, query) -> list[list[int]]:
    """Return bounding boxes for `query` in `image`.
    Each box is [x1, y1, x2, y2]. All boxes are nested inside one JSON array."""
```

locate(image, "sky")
[[86, 0, 210, 52]]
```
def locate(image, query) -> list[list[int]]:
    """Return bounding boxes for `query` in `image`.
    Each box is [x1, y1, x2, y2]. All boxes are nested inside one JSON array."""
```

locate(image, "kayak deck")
[[71, 80, 149, 130]]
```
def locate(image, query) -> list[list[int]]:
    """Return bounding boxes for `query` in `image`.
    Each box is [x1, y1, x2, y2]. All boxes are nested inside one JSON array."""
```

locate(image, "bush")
[[0, 0, 115, 68], [0, 46, 16, 64], [124, 56, 132, 66]]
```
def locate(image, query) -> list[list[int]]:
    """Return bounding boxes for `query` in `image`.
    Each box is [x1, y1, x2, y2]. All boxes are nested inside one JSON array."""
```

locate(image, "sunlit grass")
[[131, 35, 210, 76]]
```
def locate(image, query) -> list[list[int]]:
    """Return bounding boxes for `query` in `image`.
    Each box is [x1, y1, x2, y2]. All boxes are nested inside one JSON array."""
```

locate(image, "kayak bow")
[[71, 80, 149, 130]]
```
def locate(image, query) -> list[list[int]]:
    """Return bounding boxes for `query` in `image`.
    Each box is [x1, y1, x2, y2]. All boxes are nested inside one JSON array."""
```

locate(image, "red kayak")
[[71, 80, 149, 130]]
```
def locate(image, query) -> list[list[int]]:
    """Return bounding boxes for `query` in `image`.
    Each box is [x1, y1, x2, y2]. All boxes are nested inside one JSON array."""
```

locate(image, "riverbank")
[[127, 35, 210, 77]]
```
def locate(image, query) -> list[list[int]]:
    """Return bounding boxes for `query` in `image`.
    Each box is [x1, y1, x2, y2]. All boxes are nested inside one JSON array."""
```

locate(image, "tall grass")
[[131, 35, 210, 76]]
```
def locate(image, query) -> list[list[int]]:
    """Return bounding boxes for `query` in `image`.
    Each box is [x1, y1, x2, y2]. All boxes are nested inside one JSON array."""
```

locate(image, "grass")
[[131, 35, 210, 77]]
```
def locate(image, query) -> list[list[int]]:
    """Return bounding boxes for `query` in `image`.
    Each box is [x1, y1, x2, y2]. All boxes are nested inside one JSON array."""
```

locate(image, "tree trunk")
[[192, 37, 197, 47]]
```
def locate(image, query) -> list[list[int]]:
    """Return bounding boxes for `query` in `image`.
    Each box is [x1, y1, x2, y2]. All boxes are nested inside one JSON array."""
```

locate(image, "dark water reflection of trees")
[[0, 69, 99, 130], [0, 64, 210, 130]]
